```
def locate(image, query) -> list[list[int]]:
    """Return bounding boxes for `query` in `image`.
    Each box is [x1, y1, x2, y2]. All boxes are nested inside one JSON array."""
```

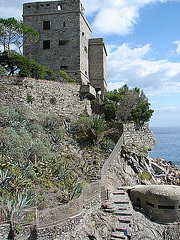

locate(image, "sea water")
[[150, 126, 180, 167]]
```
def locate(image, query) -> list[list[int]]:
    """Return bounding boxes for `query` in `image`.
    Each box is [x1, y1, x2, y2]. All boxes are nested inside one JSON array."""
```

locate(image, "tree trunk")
[[7, 221, 15, 240]]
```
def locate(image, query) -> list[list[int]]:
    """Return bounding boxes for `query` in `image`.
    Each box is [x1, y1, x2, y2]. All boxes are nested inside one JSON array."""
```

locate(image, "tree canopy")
[[104, 84, 154, 124], [0, 17, 39, 54]]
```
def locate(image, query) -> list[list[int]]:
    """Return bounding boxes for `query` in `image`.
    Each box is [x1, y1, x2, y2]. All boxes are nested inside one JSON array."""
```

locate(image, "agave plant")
[[70, 114, 116, 145], [0, 167, 34, 240]]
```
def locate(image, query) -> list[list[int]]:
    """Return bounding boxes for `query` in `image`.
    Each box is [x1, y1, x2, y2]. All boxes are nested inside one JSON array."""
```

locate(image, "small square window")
[[43, 40, 50, 49], [43, 21, 50, 30], [61, 66, 68, 70], [59, 40, 69, 45]]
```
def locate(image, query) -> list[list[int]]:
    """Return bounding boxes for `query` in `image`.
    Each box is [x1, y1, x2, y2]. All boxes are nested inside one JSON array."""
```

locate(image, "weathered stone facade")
[[0, 77, 92, 121], [89, 38, 108, 98], [23, 0, 107, 98]]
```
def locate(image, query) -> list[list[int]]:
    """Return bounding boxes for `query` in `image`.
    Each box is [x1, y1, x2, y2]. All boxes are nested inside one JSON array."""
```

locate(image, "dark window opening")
[[27, 6, 31, 8], [179, 205, 180, 209], [61, 66, 68, 70], [82, 32, 84, 36], [145, 201, 154, 208], [57, 4, 62, 10], [46, 4, 50, 6], [43, 40, 50, 49], [40, 4, 44, 7], [43, 21, 50, 30], [85, 71, 87, 75], [158, 205, 174, 210], [36, 4, 39, 10], [84, 46, 87, 53], [63, 22, 66, 27], [59, 40, 69, 45]]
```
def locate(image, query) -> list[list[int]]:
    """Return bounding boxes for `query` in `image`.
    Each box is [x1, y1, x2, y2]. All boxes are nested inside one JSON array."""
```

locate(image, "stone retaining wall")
[[0, 77, 92, 121], [123, 123, 156, 153]]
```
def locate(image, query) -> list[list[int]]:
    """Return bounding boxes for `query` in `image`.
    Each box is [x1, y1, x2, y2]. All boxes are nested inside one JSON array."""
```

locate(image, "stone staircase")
[[104, 187, 132, 240]]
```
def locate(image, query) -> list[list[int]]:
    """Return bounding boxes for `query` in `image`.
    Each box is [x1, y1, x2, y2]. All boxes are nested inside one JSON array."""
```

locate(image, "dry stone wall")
[[0, 77, 92, 121], [123, 123, 156, 153]]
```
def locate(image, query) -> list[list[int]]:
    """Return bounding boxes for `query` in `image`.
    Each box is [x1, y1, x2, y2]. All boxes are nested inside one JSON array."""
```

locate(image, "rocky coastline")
[[151, 157, 180, 185]]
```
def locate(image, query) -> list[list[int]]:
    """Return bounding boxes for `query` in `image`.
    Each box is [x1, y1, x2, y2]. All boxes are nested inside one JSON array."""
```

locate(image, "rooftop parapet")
[[23, 0, 84, 15]]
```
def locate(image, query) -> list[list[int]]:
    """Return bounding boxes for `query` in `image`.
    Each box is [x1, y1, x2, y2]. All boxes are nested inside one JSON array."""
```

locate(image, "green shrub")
[[1, 127, 32, 161], [43, 113, 64, 131], [139, 171, 152, 181], [30, 141, 53, 162], [30, 61, 47, 79], [0, 64, 6, 76], [27, 94, 34, 103], [50, 97, 57, 105], [56, 70, 76, 83], [51, 129, 62, 143], [104, 101, 116, 121], [70, 114, 114, 145], [91, 99, 98, 105]]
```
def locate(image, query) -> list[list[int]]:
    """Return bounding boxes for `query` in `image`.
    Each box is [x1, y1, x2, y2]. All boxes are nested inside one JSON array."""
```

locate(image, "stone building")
[[23, 0, 107, 99]]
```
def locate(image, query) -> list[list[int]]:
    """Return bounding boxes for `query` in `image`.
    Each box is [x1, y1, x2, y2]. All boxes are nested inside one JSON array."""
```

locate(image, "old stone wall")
[[123, 123, 156, 153], [0, 77, 92, 121]]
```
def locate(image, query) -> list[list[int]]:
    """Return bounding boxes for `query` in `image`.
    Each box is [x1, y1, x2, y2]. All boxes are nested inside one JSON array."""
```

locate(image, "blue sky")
[[1, 0, 180, 127]]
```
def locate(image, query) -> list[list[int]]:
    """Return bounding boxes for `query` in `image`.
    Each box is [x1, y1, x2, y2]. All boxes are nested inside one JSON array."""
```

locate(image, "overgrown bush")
[[104, 100, 116, 121], [50, 97, 57, 105], [70, 114, 115, 145], [139, 171, 152, 181], [1, 127, 32, 161], [55, 70, 76, 83], [0, 64, 6, 76], [29, 140, 53, 162], [30, 61, 47, 79]]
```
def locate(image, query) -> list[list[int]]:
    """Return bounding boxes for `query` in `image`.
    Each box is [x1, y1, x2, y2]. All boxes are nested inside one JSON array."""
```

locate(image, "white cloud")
[[173, 41, 180, 55], [0, 7, 22, 19], [81, 0, 180, 36], [92, 6, 139, 36], [156, 106, 180, 111], [107, 43, 180, 96]]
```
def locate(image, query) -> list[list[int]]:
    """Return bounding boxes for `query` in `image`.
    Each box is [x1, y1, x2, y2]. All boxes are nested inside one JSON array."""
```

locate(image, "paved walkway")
[[104, 187, 132, 240]]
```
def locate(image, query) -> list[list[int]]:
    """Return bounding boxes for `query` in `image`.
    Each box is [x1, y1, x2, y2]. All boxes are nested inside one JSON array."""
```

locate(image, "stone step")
[[110, 238, 125, 240], [110, 237, 119, 240], [115, 223, 127, 232], [114, 201, 129, 204], [118, 216, 131, 224], [113, 191, 125, 195], [118, 207, 129, 210], [114, 211, 132, 216], [104, 208, 114, 213], [117, 187, 126, 191], [111, 231, 126, 239]]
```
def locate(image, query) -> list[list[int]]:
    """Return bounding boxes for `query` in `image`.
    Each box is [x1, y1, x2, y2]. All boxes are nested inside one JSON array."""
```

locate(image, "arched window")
[[57, 4, 62, 10]]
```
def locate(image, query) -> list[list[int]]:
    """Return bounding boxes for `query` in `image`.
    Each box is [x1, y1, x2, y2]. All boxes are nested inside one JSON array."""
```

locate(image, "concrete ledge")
[[80, 84, 96, 99]]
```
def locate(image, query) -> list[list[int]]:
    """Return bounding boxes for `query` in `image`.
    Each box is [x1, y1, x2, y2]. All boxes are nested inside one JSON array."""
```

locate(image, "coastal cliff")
[[0, 77, 179, 239]]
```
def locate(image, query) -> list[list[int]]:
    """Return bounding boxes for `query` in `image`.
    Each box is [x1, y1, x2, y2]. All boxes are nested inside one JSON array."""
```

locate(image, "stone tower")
[[23, 0, 107, 98]]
